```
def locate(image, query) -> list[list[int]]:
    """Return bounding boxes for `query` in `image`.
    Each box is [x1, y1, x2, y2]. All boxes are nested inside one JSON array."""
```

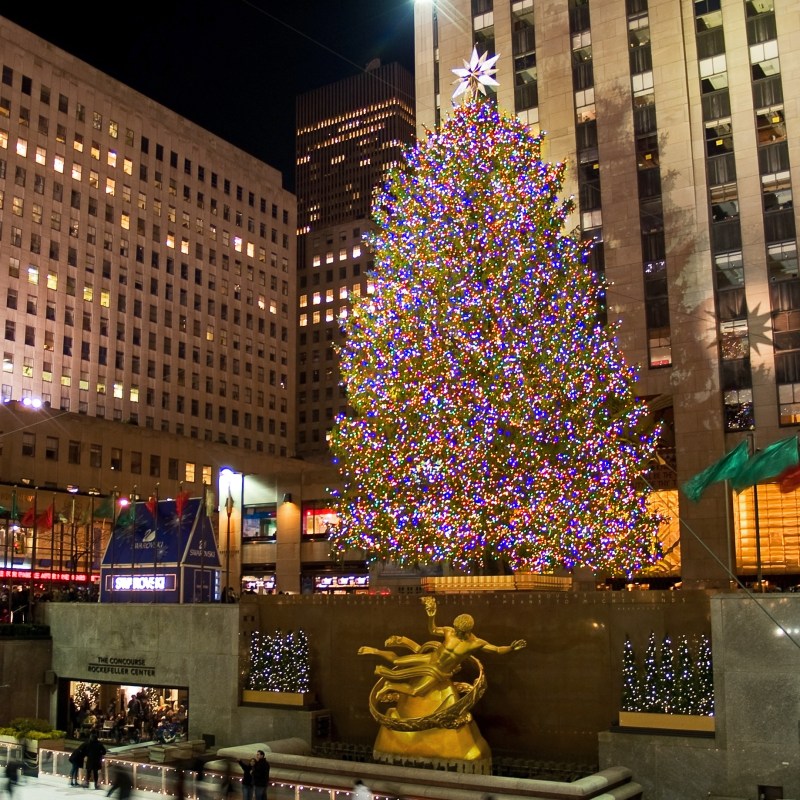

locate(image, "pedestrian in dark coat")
[[83, 731, 107, 789], [106, 765, 133, 799], [251, 750, 270, 800], [68, 742, 87, 786], [4, 760, 20, 798], [238, 758, 254, 800]]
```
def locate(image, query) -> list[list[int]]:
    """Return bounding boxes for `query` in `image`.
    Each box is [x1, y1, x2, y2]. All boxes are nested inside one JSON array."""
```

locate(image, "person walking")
[[352, 779, 372, 800], [83, 731, 107, 789], [105, 765, 133, 800], [251, 750, 269, 800], [220, 759, 236, 800], [68, 741, 87, 786], [3, 760, 20, 799], [238, 757, 254, 800]]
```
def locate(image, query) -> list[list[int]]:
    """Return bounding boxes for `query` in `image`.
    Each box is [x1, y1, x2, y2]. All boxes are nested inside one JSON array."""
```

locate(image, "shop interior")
[[67, 680, 189, 744]]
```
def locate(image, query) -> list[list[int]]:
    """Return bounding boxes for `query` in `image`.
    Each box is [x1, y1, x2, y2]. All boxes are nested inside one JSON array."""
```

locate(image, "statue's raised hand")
[[421, 596, 437, 616]]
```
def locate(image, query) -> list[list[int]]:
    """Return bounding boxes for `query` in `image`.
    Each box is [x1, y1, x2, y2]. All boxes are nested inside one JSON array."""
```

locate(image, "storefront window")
[[241, 574, 276, 594], [242, 505, 277, 541], [301, 500, 340, 539]]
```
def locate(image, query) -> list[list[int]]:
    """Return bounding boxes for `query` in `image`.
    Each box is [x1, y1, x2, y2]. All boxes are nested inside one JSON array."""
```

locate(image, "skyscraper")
[[0, 17, 296, 456], [295, 60, 416, 457], [0, 16, 339, 597], [414, 0, 800, 588]]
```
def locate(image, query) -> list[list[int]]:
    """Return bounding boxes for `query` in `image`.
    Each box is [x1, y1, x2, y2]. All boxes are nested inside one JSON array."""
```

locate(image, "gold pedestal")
[[374, 719, 492, 774]]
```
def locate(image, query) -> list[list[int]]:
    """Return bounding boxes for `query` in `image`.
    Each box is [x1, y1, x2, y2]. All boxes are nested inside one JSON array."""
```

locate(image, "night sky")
[[1, 0, 416, 191]]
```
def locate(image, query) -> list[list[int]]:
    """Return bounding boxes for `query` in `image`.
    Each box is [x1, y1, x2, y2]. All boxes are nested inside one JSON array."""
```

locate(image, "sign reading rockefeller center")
[[87, 655, 156, 678]]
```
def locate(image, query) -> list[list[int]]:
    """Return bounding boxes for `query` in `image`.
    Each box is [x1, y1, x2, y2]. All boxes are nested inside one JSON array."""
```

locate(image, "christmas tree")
[[695, 633, 714, 716], [246, 629, 310, 693], [329, 48, 664, 575], [657, 634, 676, 713], [620, 637, 642, 712], [674, 634, 697, 714], [641, 632, 661, 712]]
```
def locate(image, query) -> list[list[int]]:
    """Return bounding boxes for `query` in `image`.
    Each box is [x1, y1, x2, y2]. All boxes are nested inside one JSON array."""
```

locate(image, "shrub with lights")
[[622, 632, 713, 716], [246, 629, 310, 693]]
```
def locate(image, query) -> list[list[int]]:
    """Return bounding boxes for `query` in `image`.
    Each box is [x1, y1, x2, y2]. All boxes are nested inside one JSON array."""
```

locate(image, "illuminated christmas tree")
[[657, 634, 676, 712], [673, 634, 697, 714], [695, 634, 714, 716], [329, 48, 664, 575], [246, 629, 310, 693], [641, 632, 661, 712], [620, 637, 642, 712]]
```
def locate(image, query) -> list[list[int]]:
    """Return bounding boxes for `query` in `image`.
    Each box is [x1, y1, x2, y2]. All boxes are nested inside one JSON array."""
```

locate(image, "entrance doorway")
[[64, 679, 189, 745]]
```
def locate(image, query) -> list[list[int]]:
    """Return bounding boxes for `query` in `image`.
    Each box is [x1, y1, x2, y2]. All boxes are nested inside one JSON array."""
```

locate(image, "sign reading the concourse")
[[86, 655, 156, 678]]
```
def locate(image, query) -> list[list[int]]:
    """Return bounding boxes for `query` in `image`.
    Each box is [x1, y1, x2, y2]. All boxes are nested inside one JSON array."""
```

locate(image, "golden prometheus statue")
[[358, 596, 526, 770]]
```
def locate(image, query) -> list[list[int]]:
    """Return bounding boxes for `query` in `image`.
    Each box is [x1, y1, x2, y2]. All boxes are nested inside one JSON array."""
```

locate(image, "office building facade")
[[295, 61, 416, 457], [0, 17, 343, 596], [413, 0, 800, 587]]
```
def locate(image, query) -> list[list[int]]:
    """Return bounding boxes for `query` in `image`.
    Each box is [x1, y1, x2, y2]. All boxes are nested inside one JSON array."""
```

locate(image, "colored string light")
[[329, 97, 663, 577]]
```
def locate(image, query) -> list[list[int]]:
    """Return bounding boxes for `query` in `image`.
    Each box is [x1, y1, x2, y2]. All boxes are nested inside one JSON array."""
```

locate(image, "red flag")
[[145, 496, 157, 518], [20, 505, 35, 526], [175, 490, 190, 518], [38, 504, 54, 529], [778, 463, 800, 493]]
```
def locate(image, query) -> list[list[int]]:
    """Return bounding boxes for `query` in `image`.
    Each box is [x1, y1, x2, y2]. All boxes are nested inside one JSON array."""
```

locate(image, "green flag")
[[94, 497, 115, 519], [682, 439, 750, 502], [731, 435, 800, 493]]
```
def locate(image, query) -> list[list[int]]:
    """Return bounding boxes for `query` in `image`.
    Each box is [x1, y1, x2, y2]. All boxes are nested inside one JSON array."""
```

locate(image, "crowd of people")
[[1, 582, 100, 623], [68, 692, 188, 745]]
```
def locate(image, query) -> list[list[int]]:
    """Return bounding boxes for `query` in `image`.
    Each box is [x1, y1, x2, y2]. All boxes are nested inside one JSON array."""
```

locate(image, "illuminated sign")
[[0, 568, 91, 582], [314, 574, 369, 590], [242, 574, 276, 592], [109, 574, 177, 591]]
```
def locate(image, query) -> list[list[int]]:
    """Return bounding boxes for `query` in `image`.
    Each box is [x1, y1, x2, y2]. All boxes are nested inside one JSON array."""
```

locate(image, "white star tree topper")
[[452, 46, 500, 103]]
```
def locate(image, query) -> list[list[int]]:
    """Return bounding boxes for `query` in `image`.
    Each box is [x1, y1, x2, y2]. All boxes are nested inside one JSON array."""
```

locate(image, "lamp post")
[[225, 489, 234, 599]]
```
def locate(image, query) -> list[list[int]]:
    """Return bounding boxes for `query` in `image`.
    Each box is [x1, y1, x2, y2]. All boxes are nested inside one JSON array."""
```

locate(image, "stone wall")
[[598, 593, 800, 800], [24, 590, 714, 765], [0, 637, 52, 724], [238, 590, 713, 763]]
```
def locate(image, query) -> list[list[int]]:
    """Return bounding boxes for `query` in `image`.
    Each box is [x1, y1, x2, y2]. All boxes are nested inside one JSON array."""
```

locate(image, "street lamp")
[[225, 488, 234, 598]]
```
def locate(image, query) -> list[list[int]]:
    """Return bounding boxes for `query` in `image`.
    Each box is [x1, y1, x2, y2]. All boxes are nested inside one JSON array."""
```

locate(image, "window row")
[[0, 63, 292, 221], [15, 430, 211, 482]]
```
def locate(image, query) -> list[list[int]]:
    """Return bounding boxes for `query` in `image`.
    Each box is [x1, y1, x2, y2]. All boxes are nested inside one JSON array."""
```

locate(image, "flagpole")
[[131, 486, 138, 603], [200, 482, 206, 603], [109, 488, 117, 603], [48, 499, 55, 597], [153, 484, 159, 605], [3, 504, 10, 620], [9, 489, 16, 622], [745, 432, 763, 593], [49, 495, 57, 597], [2, 506, 8, 572], [753, 482, 764, 592], [88, 494, 96, 601], [224, 485, 234, 601], [28, 489, 37, 623]]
